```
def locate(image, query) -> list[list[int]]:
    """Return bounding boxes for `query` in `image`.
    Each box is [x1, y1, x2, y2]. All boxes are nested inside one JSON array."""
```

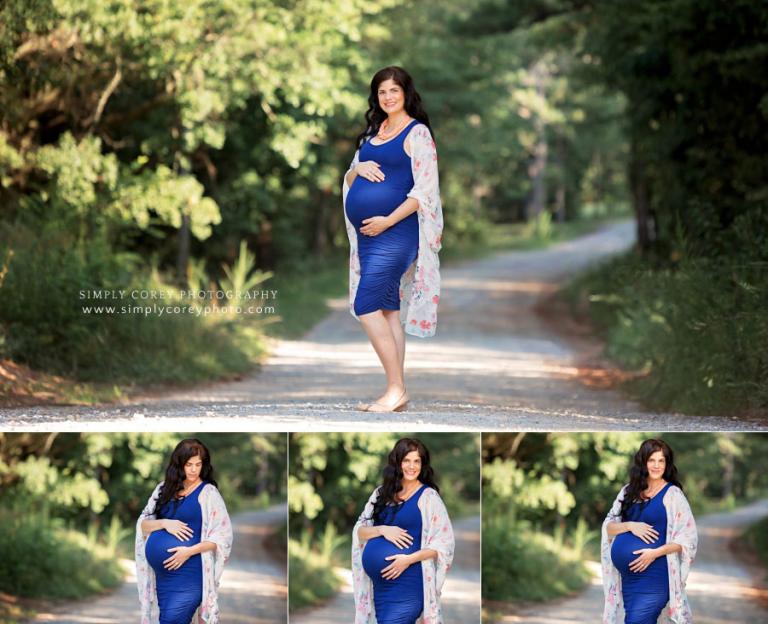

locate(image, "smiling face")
[[646, 450, 667, 481], [400, 450, 422, 483], [184, 455, 203, 484], [377, 78, 406, 116]]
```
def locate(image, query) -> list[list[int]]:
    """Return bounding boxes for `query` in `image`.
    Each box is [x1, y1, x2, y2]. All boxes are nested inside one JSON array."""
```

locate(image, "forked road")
[[5, 221, 764, 431], [490, 499, 768, 624], [291, 514, 481, 624], [27, 505, 287, 624]]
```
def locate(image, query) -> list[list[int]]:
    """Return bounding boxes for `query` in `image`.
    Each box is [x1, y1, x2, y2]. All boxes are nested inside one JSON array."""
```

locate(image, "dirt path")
[[488, 499, 768, 623], [4, 221, 763, 431], [290, 514, 481, 624], [27, 505, 287, 624]]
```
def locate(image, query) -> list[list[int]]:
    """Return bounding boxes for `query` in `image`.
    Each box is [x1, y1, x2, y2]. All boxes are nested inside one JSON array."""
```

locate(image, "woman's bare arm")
[[358, 525, 383, 541], [141, 519, 167, 535]]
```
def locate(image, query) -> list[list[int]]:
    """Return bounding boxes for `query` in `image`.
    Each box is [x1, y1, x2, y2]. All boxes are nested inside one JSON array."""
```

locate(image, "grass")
[[482, 519, 594, 603], [288, 524, 348, 611], [0, 510, 124, 600], [562, 250, 768, 416], [0, 226, 269, 405], [263, 255, 349, 340]]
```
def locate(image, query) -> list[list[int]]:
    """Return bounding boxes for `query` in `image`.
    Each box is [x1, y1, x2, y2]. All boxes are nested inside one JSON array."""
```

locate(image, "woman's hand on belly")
[[164, 519, 194, 541], [628, 521, 659, 544], [629, 547, 660, 573], [163, 545, 194, 570], [379, 525, 414, 549], [360, 215, 393, 236], [381, 553, 414, 580], [355, 161, 385, 182]]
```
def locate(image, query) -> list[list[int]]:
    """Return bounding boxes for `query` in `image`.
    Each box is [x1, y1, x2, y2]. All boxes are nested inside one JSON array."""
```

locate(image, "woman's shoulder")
[[420, 484, 442, 501], [663, 483, 686, 499], [406, 121, 432, 139], [200, 482, 223, 498]]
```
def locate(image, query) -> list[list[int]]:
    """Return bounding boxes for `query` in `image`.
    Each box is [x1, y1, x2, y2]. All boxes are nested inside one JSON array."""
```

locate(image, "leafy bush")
[[565, 251, 768, 415], [0, 510, 124, 599], [0, 224, 266, 385], [288, 525, 346, 611], [482, 521, 593, 601]]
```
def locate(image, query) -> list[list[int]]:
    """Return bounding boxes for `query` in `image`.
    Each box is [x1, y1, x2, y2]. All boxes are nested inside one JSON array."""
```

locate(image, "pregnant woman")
[[135, 439, 233, 624], [601, 439, 698, 624], [352, 438, 455, 624], [342, 66, 444, 413]]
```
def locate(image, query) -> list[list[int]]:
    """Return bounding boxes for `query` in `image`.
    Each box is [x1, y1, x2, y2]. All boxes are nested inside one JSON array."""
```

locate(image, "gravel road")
[[3, 221, 764, 431]]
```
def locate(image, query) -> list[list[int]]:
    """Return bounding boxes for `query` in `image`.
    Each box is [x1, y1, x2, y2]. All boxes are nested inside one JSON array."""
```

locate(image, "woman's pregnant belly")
[[611, 532, 666, 576], [346, 177, 410, 229], [145, 531, 199, 573], [362, 536, 419, 582]]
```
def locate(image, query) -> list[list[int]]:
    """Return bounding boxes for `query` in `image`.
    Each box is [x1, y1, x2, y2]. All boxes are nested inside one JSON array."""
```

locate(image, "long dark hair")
[[620, 438, 683, 520], [355, 66, 434, 149], [153, 438, 217, 518], [371, 437, 439, 523]]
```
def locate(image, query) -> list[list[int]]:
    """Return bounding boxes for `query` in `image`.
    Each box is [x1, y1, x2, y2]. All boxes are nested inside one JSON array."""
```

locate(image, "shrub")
[[288, 525, 347, 611], [0, 224, 266, 385], [0, 510, 124, 599], [482, 521, 593, 602], [565, 251, 768, 415]]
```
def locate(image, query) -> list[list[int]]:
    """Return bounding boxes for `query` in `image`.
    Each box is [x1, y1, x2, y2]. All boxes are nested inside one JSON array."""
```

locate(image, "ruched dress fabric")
[[145, 482, 205, 624], [361, 484, 427, 624], [344, 119, 420, 315], [610, 483, 672, 624]]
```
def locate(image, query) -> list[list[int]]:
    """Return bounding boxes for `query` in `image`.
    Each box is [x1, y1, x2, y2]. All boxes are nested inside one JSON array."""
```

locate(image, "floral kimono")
[[341, 123, 444, 338], [601, 484, 698, 624], [351, 485, 455, 624], [135, 482, 234, 624]]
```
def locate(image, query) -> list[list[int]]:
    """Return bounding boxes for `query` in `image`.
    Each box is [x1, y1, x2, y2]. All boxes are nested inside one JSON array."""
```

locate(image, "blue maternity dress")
[[345, 119, 421, 315], [611, 482, 672, 624], [362, 484, 427, 624], [145, 482, 205, 624]]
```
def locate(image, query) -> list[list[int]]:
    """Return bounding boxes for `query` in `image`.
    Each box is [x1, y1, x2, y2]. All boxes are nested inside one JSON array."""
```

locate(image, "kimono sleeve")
[[600, 485, 627, 624], [351, 487, 379, 624], [198, 484, 233, 624], [341, 147, 362, 320], [666, 485, 697, 583], [406, 124, 443, 253], [342, 147, 361, 207], [203, 484, 233, 580], [135, 482, 163, 624], [420, 488, 454, 594]]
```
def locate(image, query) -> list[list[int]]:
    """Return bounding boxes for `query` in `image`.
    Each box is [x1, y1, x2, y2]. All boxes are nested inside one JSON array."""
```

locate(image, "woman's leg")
[[359, 310, 408, 406], [382, 309, 406, 376]]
